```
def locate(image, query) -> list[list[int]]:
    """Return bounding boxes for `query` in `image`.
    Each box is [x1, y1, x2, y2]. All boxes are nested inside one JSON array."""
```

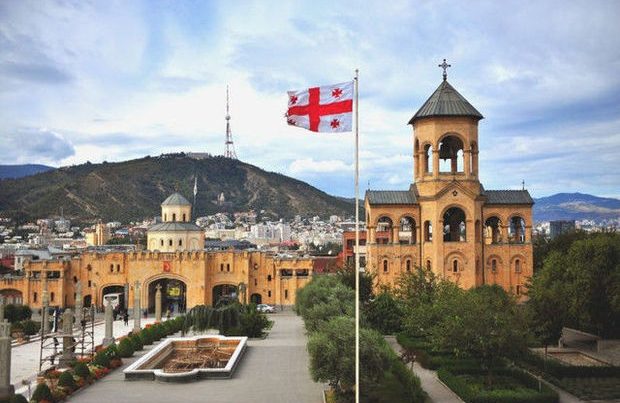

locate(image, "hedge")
[[438, 367, 559, 403], [520, 351, 620, 378], [117, 338, 135, 358]]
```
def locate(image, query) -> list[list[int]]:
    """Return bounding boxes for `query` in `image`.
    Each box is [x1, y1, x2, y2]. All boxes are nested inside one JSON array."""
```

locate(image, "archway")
[[212, 284, 238, 307], [509, 216, 526, 243], [443, 207, 466, 242], [148, 278, 187, 314], [0, 289, 23, 305], [101, 285, 125, 311], [399, 216, 416, 244], [439, 135, 464, 173], [376, 216, 394, 244], [250, 293, 262, 305], [484, 216, 502, 244]]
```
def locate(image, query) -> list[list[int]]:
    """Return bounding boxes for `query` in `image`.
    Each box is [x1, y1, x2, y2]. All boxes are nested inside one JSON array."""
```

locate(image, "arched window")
[[73, 276, 78, 283], [406, 259, 411, 272], [50, 292, 55, 302], [424, 221, 432, 242], [509, 216, 526, 244], [377, 216, 393, 244], [220, 264, 224, 272], [172, 213, 176, 221], [439, 135, 464, 173], [399, 216, 416, 244], [109, 264, 113, 273], [254, 279, 257, 286], [227, 264, 230, 272], [267, 275, 272, 281], [383, 260, 388, 273], [426, 260, 432, 271], [164, 214, 167, 221], [182, 213, 186, 222], [424, 144, 433, 173], [178, 239, 183, 246], [285, 290, 289, 299], [33, 292, 38, 302], [452, 260, 459, 273], [116, 264, 120, 272], [491, 259, 497, 273], [443, 207, 466, 242], [168, 239, 173, 246], [484, 217, 502, 244], [268, 290, 272, 297], [160, 239, 164, 246], [515, 259, 521, 273], [516, 285, 522, 296]]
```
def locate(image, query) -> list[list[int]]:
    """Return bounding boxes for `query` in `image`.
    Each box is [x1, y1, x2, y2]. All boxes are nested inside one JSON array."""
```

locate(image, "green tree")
[[365, 290, 403, 335], [336, 264, 375, 303], [432, 285, 528, 384]]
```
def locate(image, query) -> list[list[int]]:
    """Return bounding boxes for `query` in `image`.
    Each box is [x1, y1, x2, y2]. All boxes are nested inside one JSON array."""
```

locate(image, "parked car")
[[256, 304, 276, 313]]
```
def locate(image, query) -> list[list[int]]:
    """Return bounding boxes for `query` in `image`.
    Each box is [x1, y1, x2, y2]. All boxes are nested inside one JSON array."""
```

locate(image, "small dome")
[[409, 80, 483, 124], [161, 192, 191, 206]]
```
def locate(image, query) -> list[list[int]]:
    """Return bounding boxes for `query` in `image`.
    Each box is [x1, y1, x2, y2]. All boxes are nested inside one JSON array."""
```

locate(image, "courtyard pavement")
[[12, 316, 157, 396], [66, 309, 323, 403]]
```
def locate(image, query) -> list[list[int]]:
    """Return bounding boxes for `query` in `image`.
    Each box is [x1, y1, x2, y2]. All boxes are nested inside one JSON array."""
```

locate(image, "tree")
[[365, 290, 403, 335], [432, 285, 528, 384], [336, 264, 375, 304]]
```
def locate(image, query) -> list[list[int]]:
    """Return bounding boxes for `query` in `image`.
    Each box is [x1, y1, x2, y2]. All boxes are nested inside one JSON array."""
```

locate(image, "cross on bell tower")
[[438, 58, 451, 81]]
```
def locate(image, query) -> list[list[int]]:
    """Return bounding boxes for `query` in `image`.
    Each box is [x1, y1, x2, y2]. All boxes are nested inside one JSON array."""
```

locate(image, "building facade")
[[365, 75, 534, 298], [0, 194, 313, 311]]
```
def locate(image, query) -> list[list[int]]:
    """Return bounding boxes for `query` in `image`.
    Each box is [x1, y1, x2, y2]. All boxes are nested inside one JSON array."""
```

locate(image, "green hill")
[[0, 154, 354, 223]]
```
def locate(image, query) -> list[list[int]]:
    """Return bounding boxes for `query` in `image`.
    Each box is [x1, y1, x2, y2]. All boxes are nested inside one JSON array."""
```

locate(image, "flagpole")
[[354, 68, 360, 403]]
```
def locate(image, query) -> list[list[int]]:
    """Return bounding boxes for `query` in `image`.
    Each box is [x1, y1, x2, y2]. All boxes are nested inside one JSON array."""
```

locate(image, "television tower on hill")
[[224, 85, 238, 159]]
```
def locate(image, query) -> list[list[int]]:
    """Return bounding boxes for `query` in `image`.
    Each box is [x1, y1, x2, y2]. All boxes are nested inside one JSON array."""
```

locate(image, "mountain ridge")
[[0, 164, 55, 179]]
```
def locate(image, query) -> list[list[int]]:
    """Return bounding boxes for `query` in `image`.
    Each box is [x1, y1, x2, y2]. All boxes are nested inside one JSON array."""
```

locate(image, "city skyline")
[[1, 1, 619, 199]]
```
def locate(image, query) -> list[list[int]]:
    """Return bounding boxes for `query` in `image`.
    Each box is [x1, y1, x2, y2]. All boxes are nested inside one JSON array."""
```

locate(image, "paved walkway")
[[385, 336, 463, 403], [67, 310, 323, 403], [12, 316, 156, 396]]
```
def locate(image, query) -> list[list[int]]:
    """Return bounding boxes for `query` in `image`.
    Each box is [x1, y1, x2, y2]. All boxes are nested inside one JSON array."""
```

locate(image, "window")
[[284, 290, 289, 299], [406, 259, 411, 272], [164, 214, 167, 221], [254, 279, 257, 286], [516, 285, 522, 296], [443, 207, 466, 242], [88, 280, 92, 287], [424, 221, 432, 241], [452, 260, 459, 273], [178, 239, 182, 246], [172, 213, 176, 221], [117, 264, 120, 272], [267, 275, 272, 281], [383, 260, 388, 273], [168, 239, 173, 246], [426, 260, 431, 271], [160, 239, 164, 246], [515, 259, 521, 273], [183, 213, 186, 222], [33, 292, 37, 302], [50, 292, 55, 302], [491, 259, 497, 273], [110, 264, 114, 273], [73, 293, 76, 300], [268, 290, 272, 297], [220, 264, 224, 272], [73, 276, 78, 283], [226, 264, 230, 272]]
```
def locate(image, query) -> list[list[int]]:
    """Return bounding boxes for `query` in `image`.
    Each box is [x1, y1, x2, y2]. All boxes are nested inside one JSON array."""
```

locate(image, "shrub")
[[521, 351, 620, 378], [10, 394, 28, 403], [4, 304, 32, 323], [73, 362, 90, 379], [92, 345, 118, 368], [129, 335, 143, 351], [58, 370, 77, 390], [139, 327, 154, 345], [117, 338, 135, 358], [238, 304, 272, 337], [9, 322, 23, 335], [31, 383, 53, 403], [21, 320, 39, 336]]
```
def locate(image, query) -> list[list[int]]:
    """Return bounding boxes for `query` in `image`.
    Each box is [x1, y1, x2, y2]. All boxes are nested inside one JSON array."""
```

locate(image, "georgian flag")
[[286, 81, 353, 133]]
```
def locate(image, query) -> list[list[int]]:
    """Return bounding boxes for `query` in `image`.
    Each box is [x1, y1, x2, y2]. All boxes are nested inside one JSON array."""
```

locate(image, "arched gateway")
[[148, 278, 187, 314]]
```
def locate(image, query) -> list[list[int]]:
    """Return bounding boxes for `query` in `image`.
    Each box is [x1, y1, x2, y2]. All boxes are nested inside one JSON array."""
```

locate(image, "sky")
[[1, 0, 620, 199]]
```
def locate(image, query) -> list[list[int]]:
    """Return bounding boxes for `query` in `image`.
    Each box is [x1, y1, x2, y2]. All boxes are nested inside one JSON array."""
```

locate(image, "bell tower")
[[410, 59, 483, 198]]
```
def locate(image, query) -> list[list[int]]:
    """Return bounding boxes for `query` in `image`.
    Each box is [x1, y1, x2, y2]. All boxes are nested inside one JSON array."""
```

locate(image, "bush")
[[10, 394, 28, 403], [73, 362, 90, 379], [58, 370, 77, 390], [139, 327, 154, 345], [31, 383, 53, 403], [238, 304, 272, 337], [92, 344, 118, 368], [437, 367, 559, 403], [117, 338, 135, 358], [4, 304, 32, 323], [21, 320, 39, 336], [365, 291, 403, 335], [520, 351, 620, 378], [129, 335, 143, 351]]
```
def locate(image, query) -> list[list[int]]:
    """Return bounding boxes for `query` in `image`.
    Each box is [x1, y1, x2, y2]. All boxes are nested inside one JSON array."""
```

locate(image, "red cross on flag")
[[286, 81, 353, 132]]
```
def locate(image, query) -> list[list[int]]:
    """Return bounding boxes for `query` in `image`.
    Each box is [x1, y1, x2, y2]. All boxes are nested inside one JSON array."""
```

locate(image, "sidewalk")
[[11, 316, 156, 397], [385, 336, 463, 403]]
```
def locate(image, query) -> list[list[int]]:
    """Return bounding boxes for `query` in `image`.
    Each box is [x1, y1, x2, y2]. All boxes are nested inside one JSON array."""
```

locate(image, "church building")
[[365, 63, 534, 297]]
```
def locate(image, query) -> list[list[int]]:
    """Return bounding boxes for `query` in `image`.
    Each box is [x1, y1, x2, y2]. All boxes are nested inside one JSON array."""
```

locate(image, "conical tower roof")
[[408, 80, 483, 124], [161, 192, 191, 206]]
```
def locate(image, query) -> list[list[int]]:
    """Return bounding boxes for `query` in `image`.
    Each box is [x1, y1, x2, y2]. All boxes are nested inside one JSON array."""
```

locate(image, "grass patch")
[[559, 377, 620, 400]]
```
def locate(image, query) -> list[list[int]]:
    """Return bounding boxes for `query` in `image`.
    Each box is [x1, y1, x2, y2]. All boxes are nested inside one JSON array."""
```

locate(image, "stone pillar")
[[75, 281, 83, 326], [41, 290, 50, 335], [0, 296, 4, 322], [155, 284, 162, 323], [59, 309, 74, 368], [0, 320, 14, 399], [102, 302, 114, 346], [432, 150, 440, 177], [133, 281, 141, 332], [392, 226, 400, 245]]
